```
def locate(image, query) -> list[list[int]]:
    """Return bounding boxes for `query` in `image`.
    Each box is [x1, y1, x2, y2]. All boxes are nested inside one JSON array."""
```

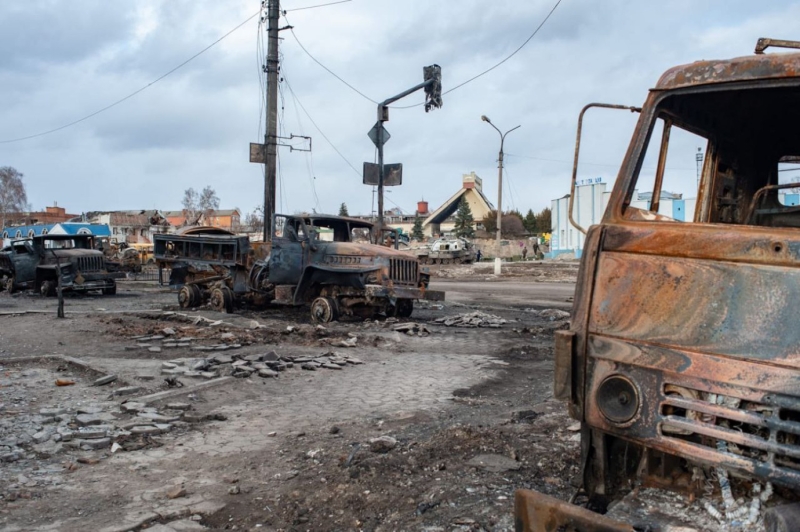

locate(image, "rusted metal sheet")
[[655, 52, 800, 90], [514, 490, 634, 532]]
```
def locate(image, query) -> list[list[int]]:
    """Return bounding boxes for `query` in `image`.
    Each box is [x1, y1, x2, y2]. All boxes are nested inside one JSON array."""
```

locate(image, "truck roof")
[[655, 51, 800, 90]]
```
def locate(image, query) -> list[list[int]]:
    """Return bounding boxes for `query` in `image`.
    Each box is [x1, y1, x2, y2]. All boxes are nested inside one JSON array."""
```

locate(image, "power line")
[[285, 0, 352, 12], [0, 10, 261, 144], [393, 0, 563, 109], [505, 152, 695, 172], [283, 74, 362, 176], [284, 14, 378, 104]]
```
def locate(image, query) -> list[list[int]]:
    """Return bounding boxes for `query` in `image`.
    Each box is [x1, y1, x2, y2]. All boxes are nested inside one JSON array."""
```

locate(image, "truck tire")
[[40, 280, 56, 297], [178, 284, 201, 308], [210, 286, 234, 313], [396, 298, 413, 318], [310, 296, 339, 323], [102, 281, 117, 296], [5, 277, 14, 294]]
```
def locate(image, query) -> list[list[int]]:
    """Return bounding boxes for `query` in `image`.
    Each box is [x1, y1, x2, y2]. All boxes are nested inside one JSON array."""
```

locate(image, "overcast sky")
[[1, 0, 798, 220]]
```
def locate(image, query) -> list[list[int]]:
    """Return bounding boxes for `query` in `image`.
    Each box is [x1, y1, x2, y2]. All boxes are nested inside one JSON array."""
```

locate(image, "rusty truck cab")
[[518, 43, 800, 530]]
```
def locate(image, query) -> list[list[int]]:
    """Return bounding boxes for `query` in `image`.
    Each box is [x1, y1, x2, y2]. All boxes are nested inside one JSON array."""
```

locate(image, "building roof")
[[2, 223, 111, 239], [423, 186, 494, 226]]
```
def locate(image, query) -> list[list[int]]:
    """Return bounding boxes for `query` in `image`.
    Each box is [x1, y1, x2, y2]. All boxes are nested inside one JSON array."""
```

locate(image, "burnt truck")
[[154, 214, 443, 321], [515, 39, 800, 530], [0, 234, 123, 295]]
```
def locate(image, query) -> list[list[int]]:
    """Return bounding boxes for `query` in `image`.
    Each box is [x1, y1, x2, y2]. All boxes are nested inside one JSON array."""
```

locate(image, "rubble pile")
[[392, 322, 431, 336], [524, 308, 571, 321], [435, 311, 508, 328], [161, 350, 364, 379]]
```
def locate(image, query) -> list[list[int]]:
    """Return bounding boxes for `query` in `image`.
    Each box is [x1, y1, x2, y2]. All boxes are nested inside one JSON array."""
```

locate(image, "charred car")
[[516, 39, 800, 530], [155, 214, 444, 321], [1, 234, 123, 295]]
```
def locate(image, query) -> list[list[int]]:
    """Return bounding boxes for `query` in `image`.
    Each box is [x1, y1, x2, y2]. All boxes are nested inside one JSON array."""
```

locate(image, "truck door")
[[10, 241, 38, 285], [268, 216, 308, 285]]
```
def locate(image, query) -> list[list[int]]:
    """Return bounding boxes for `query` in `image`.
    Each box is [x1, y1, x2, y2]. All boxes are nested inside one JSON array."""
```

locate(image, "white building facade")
[[549, 180, 696, 258]]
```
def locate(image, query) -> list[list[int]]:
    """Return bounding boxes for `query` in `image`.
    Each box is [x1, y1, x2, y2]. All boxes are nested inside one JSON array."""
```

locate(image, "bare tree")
[[198, 186, 220, 223], [0, 167, 28, 229], [244, 206, 264, 234], [182, 188, 200, 225]]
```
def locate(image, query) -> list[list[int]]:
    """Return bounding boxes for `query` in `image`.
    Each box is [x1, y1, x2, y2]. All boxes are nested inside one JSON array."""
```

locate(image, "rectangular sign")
[[363, 163, 402, 186], [249, 143, 266, 164]]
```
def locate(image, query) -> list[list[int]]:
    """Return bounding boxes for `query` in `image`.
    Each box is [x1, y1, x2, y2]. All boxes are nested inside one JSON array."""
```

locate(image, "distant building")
[[422, 172, 494, 237], [84, 210, 170, 244], [5, 204, 77, 226], [163, 209, 241, 231], [2, 223, 111, 247], [549, 181, 696, 258]]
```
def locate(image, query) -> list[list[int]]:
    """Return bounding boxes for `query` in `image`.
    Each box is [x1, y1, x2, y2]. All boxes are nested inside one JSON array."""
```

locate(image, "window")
[[625, 114, 707, 223]]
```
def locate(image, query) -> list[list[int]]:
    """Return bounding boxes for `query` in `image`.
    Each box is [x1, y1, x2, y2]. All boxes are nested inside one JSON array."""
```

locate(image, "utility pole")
[[263, 0, 280, 243], [481, 115, 520, 275]]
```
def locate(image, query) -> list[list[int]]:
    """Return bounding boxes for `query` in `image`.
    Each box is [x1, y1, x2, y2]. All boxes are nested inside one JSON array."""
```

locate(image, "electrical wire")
[[0, 10, 261, 144], [285, 0, 352, 12], [284, 14, 378, 105], [505, 152, 695, 172], [502, 166, 520, 212], [392, 0, 563, 109], [283, 75, 362, 176]]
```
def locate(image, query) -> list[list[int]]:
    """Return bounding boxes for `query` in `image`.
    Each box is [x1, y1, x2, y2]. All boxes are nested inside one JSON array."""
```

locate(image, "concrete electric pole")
[[263, 0, 280, 243], [481, 116, 520, 274]]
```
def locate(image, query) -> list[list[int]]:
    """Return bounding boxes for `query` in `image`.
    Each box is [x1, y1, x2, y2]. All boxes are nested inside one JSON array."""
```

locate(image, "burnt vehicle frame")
[[155, 214, 443, 321], [517, 40, 800, 530], [1, 234, 123, 296]]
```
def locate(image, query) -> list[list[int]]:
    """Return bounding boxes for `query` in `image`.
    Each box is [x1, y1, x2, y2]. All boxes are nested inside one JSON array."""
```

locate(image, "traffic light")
[[423, 64, 442, 112]]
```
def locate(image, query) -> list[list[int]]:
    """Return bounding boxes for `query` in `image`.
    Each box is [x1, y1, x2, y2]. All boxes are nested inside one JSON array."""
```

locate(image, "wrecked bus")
[[516, 39, 800, 530]]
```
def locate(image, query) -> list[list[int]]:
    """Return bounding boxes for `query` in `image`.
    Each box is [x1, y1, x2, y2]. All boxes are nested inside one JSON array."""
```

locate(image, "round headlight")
[[596, 375, 640, 424]]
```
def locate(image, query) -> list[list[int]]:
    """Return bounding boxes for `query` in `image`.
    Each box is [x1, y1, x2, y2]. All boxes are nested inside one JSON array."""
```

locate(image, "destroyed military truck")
[[427, 237, 475, 264], [0, 234, 124, 295], [154, 214, 443, 321], [515, 39, 800, 530]]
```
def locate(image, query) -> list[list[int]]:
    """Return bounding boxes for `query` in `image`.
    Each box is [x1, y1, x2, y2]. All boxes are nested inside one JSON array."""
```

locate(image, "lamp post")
[[481, 115, 520, 275]]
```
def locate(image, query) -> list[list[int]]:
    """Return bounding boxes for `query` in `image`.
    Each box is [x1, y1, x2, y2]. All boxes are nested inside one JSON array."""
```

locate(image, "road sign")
[[249, 142, 266, 164], [363, 163, 402, 186], [367, 122, 390, 148]]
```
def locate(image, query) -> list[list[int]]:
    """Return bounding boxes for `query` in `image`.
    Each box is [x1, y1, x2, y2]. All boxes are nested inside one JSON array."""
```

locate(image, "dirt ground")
[[0, 261, 768, 532]]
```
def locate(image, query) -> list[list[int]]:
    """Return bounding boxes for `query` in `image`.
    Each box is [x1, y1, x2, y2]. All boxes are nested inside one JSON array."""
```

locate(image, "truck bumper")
[[514, 490, 633, 532], [364, 285, 445, 301]]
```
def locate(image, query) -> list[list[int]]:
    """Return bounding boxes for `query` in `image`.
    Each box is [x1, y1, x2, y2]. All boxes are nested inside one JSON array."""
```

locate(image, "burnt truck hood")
[[321, 242, 416, 260], [43, 249, 104, 259]]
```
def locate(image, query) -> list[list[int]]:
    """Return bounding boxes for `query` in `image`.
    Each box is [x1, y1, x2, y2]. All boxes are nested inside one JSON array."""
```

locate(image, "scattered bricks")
[[32, 429, 54, 444], [57, 428, 74, 442], [538, 308, 571, 321], [212, 354, 233, 364], [93, 374, 118, 386], [112, 386, 143, 397], [76, 414, 104, 427], [77, 406, 104, 415], [200, 372, 218, 379], [262, 351, 279, 361], [161, 368, 185, 376], [301, 363, 317, 371], [149, 347, 162, 353], [243, 354, 263, 362], [177, 342, 191, 348], [130, 425, 162, 435], [166, 403, 191, 411], [80, 438, 111, 450], [220, 332, 235, 340], [182, 414, 205, 423], [369, 436, 398, 453], [39, 407, 67, 416], [1, 451, 22, 462], [151, 335, 165, 341], [75, 427, 109, 439], [138, 412, 181, 423], [293, 356, 312, 363], [154, 423, 173, 433], [435, 311, 508, 328], [121, 402, 146, 413], [345, 358, 364, 365], [163, 342, 178, 348], [231, 360, 249, 367], [258, 369, 279, 378], [322, 363, 342, 370], [162, 328, 176, 336], [166, 485, 187, 499], [232, 370, 251, 379], [191, 360, 209, 371], [162, 362, 178, 370]]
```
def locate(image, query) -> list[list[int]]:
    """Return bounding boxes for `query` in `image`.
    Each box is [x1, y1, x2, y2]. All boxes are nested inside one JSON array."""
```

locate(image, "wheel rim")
[[311, 297, 336, 323], [210, 288, 225, 312], [178, 286, 192, 308]]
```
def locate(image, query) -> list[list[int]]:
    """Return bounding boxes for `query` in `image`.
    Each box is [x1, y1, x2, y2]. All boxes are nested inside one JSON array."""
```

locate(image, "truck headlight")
[[596, 375, 640, 425]]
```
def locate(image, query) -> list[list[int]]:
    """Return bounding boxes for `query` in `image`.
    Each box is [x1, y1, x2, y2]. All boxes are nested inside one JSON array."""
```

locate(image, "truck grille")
[[659, 383, 800, 473], [389, 258, 417, 285], [77, 256, 104, 273]]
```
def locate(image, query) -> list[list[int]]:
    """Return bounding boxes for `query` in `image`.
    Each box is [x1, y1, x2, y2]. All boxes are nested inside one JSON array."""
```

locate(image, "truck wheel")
[[5, 277, 14, 294], [178, 284, 201, 308], [102, 281, 117, 296], [40, 280, 57, 297], [210, 286, 234, 313], [311, 296, 339, 323]]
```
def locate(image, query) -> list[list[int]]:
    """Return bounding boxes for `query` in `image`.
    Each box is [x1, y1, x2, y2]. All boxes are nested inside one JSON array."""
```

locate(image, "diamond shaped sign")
[[367, 121, 390, 148]]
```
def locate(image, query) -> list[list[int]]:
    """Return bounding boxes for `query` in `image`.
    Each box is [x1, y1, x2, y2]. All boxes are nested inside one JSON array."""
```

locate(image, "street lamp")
[[481, 115, 520, 274]]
